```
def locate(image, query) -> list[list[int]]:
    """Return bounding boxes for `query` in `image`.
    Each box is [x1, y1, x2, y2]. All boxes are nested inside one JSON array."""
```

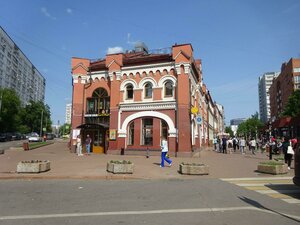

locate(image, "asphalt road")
[[0, 179, 299, 225]]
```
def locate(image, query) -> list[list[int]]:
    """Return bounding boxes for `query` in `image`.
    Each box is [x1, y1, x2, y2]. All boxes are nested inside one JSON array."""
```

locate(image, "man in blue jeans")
[[160, 137, 172, 167], [85, 134, 92, 155]]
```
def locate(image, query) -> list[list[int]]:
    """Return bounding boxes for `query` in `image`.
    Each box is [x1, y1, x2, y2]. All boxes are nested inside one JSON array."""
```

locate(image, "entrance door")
[[92, 129, 107, 153]]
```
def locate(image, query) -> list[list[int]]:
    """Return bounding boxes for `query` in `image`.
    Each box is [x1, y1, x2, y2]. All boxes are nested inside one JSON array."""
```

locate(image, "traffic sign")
[[196, 115, 202, 124]]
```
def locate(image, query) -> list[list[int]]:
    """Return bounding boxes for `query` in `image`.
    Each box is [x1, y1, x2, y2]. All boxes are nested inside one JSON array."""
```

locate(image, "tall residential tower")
[[0, 26, 45, 106], [258, 72, 279, 123]]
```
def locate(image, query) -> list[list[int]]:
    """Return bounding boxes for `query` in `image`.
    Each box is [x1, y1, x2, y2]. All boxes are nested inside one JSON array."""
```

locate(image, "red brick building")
[[270, 58, 300, 119], [71, 43, 224, 156], [269, 58, 300, 138]]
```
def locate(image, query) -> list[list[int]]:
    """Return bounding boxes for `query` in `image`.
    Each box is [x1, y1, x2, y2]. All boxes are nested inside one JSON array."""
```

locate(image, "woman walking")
[[160, 137, 172, 167], [282, 137, 293, 170]]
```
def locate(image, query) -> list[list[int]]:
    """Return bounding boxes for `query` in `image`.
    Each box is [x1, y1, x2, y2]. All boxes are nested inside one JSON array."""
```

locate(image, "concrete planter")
[[107, 161, 134, 174], [257, 162, 288, 175], [17, 160, 51, 173], [179, 163, 209, 175]]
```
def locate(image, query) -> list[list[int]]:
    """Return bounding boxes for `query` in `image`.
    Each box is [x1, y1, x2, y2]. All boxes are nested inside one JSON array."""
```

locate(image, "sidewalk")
[[0, 140, 295, 180]]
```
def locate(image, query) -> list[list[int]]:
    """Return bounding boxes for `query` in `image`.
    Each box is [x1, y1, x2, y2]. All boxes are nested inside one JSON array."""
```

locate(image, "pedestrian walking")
[[160, 137, 172, 167], [250, 138, 256, 155], [233, 137, 237, 152], [222, 136, 227, 154], [76, 135, 83, 156], [282, 136, 293, 170], [213, 137, 218, 151], [85, 134, 92, 155], [240, 137, 246, 154]]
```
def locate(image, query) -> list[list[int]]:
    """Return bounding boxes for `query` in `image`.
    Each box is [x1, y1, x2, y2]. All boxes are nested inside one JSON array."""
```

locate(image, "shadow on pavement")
[[239, 196, 300, 223]]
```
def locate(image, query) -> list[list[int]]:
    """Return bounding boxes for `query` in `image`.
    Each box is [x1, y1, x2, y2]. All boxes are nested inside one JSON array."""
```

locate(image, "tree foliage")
[[281, 90, 300, 117], [225, 126, 233, 137], [0, 88, 52, 134], [0, 88, 21, 132], [19, 101, 52, 134], [59, 123, 71, 135], [236, 112, 264, 138]]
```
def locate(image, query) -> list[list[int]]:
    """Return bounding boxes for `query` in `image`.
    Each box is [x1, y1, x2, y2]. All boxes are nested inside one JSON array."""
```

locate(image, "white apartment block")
[[258, 72, 279, 123], [65, 103, 72, 124], [0, 26, 45, 106]]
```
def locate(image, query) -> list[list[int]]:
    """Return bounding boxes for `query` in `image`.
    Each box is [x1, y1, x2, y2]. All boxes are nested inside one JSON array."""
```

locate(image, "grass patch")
[[259, 161, 284, 166], [29, 141, 53, 149]]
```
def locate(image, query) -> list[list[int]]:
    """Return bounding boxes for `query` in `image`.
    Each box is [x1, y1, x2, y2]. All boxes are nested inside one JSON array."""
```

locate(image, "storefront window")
[[142, 118, 153, 145]]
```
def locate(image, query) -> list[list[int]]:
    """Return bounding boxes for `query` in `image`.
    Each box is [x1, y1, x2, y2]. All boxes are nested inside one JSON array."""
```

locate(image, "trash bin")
[[23, 142, 29, 151], [121, 148, 124, 155]]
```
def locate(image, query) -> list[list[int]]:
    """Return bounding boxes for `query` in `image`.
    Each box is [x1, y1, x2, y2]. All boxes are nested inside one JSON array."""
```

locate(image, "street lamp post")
[[40, 110, 43, 138]]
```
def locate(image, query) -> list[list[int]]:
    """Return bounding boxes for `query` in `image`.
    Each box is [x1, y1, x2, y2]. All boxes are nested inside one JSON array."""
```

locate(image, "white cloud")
[[66, 8, 73, 14], [107, 46, 123, 54], [41, 7, 57, 20]]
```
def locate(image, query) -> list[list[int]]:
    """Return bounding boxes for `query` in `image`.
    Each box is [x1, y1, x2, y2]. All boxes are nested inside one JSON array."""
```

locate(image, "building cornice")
[[119, 101, 176, 112]]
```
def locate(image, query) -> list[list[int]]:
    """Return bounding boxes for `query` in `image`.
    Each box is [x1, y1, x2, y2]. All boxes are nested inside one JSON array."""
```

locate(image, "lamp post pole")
[[40, 110, 43, 138]]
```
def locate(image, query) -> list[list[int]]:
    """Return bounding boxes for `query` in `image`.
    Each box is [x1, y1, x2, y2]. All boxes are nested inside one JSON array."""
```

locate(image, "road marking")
[[0, 206, 299, 221], [0, 207, 284, 220], [221, 177, 293, 181], [257, 189, 300, 194], [221, 177, 300, 206], [282, 198, 300, 204]]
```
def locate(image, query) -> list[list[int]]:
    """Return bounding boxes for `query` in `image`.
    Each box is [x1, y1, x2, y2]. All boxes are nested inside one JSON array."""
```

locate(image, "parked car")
[[46, 133, 55, 140], [28, 133, 41, 142], [0, 133, 8, 142]]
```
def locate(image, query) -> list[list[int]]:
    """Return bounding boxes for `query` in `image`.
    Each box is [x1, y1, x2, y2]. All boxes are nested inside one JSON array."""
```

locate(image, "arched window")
[[87, 88, 110, 115], [126, 84, 134, 100], [164, 81, 173, 97], [144, 82, 153, 98], [128, 121, 134, 145]]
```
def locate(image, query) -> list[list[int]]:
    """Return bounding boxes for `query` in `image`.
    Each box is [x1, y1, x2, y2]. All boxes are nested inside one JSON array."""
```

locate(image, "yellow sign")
[[191, 107, 198, 114]]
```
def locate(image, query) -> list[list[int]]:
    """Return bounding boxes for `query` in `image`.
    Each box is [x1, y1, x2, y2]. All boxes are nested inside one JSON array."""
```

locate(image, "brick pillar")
[[106, 54, 123, 153], [172, 44, 193, 156]]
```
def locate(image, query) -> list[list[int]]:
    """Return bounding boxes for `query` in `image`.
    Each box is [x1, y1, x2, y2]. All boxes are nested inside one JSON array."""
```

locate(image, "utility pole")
[[40, 110, 43, 137]]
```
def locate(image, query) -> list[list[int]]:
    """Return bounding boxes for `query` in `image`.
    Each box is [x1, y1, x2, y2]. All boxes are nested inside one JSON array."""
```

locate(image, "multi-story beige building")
[[0, 26, 45, 106]]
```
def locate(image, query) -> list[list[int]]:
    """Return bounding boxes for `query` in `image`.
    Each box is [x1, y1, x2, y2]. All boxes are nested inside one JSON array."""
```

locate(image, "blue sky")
[[0, 0, 299, 125]]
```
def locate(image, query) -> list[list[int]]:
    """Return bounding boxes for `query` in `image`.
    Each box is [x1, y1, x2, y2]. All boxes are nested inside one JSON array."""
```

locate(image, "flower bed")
[[257, 161, 288, 175], [179, 163, 209, 175], [107, 160, 134, 174], [17, 160, 51, 173]]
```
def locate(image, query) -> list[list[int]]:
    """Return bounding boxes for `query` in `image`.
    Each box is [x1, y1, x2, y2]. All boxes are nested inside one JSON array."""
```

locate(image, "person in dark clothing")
[[222, 136, 227, 154], [282, 136, 293, 170]]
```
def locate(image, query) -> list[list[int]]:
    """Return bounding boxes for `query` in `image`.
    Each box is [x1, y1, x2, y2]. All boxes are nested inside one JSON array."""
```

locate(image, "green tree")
[[0, 88, 21, 132], [225, 126, 233, 137], [19, 101, 52, 135], [237, 113, 263, 138], [59, 123, 71, 136], [281, 89, 300, 117]]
